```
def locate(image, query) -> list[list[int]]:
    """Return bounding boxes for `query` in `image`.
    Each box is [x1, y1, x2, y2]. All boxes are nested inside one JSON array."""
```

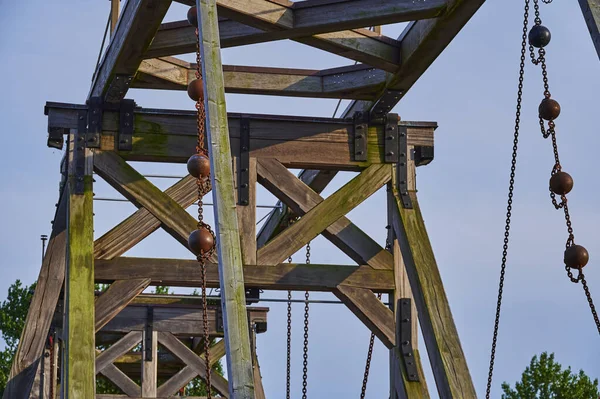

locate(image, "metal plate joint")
[[397, 125, 412, 209], [86, 97, 103, 148], [118, 99, 135, 151], [144, 306, 154, 362], [353, 111, 369, 161], [384, 113, 400, 163], [73, 110, 87, 195], [399, 298, 419, 381], [238, 116, 250, 205]]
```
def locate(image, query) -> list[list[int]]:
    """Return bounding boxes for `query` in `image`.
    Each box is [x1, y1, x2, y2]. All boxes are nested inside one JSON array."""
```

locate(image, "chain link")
[[302, 242, 310, 399], [360, 292, 383, 399], [286, 255, 292, 399], [485, 1, 529, 397]]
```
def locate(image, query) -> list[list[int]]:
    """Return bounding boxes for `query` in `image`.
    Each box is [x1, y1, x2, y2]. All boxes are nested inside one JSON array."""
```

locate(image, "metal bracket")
[[118, 99, 135, 151], [245, 288, 260, 304], [238, 116, 250, 205], [399, 298, 419, 382], [397, 125, 412, 209], [254, 320, 267, 334], [414, 145, 434, 166], [145, 307, 154, 362], [73, 110, 87, 195], [105, 74, 133, 103], [216, 307, 224, 333], [47, 127, 67, 150], [353, 111, 368, 161], [384, 113, 400, 163], [86, 97, 103, 148], [370, 90, 403, 119]]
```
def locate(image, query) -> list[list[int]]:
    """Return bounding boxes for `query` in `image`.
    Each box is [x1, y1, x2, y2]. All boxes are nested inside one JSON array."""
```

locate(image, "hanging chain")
[[194, 25, 216, 398], [529, 0, 600, 335], [485, 1, 529, 398], [302, 242, 311, 399], [286, 254, 293, 399]]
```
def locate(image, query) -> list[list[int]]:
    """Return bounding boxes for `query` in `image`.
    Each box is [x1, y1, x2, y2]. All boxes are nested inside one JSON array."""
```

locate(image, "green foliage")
[[153, 285, 171, 295], [0, 280, 35, 396], [502, 352, 599, 399]]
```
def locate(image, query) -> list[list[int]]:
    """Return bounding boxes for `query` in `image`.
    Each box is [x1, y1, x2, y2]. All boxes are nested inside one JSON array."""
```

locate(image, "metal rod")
[[41, 235, 48, 262], [94, 172, 186, 179], [142, 293, 389, 306], [92, 196, 282, 209]]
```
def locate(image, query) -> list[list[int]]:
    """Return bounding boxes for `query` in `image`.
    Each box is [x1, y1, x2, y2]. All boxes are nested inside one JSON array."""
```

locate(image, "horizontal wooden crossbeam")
[[147, 21, 401, 72], [46, 102, 436, 168], [134, 57, 388, 99], [95, 257, 395, 292]]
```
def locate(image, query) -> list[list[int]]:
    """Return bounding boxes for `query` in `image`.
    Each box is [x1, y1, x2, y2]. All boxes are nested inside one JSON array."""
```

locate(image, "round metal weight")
[[188, 227, 215, 255], [564, 244, 589, 269], [549, 171, 573, 195], [539, 98, 561, 121], [187, 154, 210, 179], [187, 78, 204, 102], [187, 7, 198, 27], [528, 25, 551, 48]]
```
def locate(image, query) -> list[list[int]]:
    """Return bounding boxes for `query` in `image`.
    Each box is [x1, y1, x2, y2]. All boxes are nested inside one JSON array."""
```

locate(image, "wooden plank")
[[333, 285, 395, 349], [94, 176, 198, 260], [94, 258, 395, 292], [100, 364, 141, 397], [148, 21, 401, 72], [3, 192, 67, 399], [142, 331, 158, 397], [96, 331, 143, 373], [391, 192, 476, 398], [196, 1, 255, 397], [89, 0, 172, 101], [110, 0, 120, 36], [217, 0, 446, 38], [257, 158, 392, 269], [235, 157, 257, 265], [65, 137, 95, 398], [257, 164, 391, 265], [157, 332, 230, 397], [93, 151, 197, 252], [95, 278, 151, 332], [579, 0, 600, 60], [133, 58, 387, 99], [97, 396, 207, 399], [252, 349, 266, 399]]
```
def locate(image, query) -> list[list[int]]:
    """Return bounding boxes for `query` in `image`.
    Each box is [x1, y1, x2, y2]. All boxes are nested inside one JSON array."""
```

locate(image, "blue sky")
[[1, 0, 599, 397]]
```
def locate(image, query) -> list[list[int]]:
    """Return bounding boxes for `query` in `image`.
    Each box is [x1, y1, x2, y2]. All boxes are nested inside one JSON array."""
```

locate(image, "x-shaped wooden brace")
[[93, 151, 216, 262], [256, 159, 396, 347]]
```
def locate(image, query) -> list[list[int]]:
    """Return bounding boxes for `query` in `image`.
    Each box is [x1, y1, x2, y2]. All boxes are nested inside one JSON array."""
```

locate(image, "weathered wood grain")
[[579, 0, 600, 59], [96, 331, 142, 373], [95, 257, 395, 292], [95, 278, 151, 332], [257, 164, 391, 265], [157, 365, 197, 397], [142, 331, 158, 397], [100, 364, 141, 397], [3, 192, 67, 399], [97, 396, 207, 399], [93, 151, 197, 251], [334, 285, 395, 348], [257, 158, 392, 269], [110, 0, 120, 36], [196, 1, 255, 397], [89, 0, 171, 101], [391, 191, 476, 398], [94, 176, 197, 260], [157, 332, 230, 397]]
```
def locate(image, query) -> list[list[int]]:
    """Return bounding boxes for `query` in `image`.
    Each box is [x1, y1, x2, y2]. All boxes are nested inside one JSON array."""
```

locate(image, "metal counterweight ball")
[[539, 98, 561, 121], [528, 25, 551, 48], [187, 7, 198, 27], [549, 171, 573, 195], [187, 78, 204, 102], [188, 227, 215, 255], [564, 245, 589, 269], [187, 154, 210, 179]]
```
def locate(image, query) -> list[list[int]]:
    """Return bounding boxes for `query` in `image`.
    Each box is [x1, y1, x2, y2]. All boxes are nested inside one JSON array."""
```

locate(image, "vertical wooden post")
[[235, 156, 257, 265], [110, 0, 120, 37], [64, 128, 95, 398], [196, 1, 255, 398], [579, 0, 600, 60], [142, 330, 158, 397]]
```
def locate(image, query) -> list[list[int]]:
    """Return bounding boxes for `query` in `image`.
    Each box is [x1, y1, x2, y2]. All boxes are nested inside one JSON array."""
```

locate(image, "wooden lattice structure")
[[3, 0, 505, 398]]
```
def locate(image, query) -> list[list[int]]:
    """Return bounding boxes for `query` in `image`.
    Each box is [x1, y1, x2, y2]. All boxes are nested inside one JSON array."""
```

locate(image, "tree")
[[502, 352, 599, 399]]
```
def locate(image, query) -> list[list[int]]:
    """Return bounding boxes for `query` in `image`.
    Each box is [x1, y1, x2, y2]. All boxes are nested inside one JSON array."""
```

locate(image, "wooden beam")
[[94, 176, 198, 260], [93, 151, 197, 252], [110, 0, 120, 37], [89, 0, 171, 101], [3, 191, 67, 399], [95, 279, 151, 332], [100, 364, 141, 397], [257, 158, 392, 269], [157, 332, 230, 397], [333, 285, 395, 348], [133, 58, 388, 99], [196, 1, 254, 397], [579, 0, 600, 60], [142, 331, 158, 397], [95, 258, 395, 292], [157, 365, 198, 397], [148, 21, 401, 72], [45, 102, 436, 168], [65, 135, 95, 398], [217, 0, 447, 39], [391, 191, 476, 398], [96, 331, 143, 374], [257, 164, 391, 265], [97, 396, 206, 399]]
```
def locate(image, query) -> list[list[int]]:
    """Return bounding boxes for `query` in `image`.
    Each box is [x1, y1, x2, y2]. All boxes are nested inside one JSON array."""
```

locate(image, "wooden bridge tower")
[[4, 0, 491, 398]]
